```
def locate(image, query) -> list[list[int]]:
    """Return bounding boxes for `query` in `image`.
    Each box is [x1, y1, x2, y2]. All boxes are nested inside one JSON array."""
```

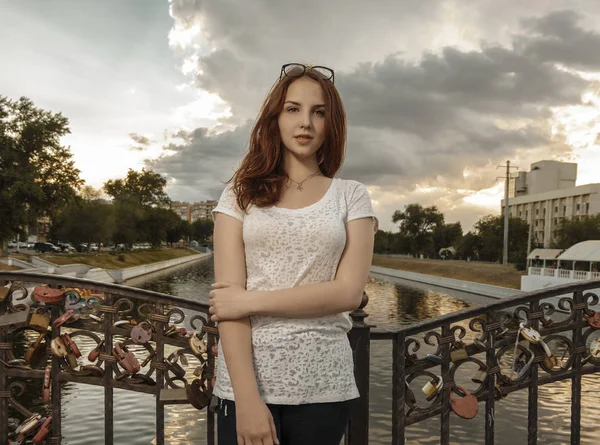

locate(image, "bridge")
[[1, 271, 599, 444]]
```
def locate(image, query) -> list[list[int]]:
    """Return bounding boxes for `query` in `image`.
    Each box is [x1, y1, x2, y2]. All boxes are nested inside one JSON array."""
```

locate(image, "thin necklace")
[[285, 170, 322, 192]]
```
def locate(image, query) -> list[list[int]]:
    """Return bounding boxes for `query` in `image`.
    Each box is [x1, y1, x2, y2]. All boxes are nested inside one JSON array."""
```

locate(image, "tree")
[[192, 219, 214, 244], [455, 232, 482, 260], [473, 214, 529, 267], [433, 222, 463, 256], [141, 207, 182, 247], [51, 198, 114, 251], [392, 204, 444, 257], [104, 168, 170, 207], [551, 215, 600, 249], [0, 96, 83, 246]]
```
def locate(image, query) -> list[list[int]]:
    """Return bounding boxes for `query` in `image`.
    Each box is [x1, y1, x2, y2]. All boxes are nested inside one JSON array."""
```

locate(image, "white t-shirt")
[[211, 176, 379, 405]]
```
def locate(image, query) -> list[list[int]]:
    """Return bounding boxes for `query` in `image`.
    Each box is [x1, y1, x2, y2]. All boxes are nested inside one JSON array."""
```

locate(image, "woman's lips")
[[295, 136, 313, 144]]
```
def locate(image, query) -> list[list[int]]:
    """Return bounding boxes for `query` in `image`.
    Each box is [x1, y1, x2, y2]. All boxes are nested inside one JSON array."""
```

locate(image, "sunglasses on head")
[[280, 63, 335, 84]]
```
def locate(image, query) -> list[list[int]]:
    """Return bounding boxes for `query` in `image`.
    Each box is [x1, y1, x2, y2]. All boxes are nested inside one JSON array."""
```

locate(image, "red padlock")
[[450, 385, 479, 419], [88, 340, 104, 362], [32, 416, 52, 444], [113, 342, 140, 375], [33, 286, 65, 303], [62, 333, 81, 358], [42, 366, 51, 404], [53, 310, 74, 327]]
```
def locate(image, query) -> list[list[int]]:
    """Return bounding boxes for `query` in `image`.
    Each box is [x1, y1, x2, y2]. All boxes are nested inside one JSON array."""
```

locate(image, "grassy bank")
[[372, 255, 524, 289], [11, 248, 199, 270]]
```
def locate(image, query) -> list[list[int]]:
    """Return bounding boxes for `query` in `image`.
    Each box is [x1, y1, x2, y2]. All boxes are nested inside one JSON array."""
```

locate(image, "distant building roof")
[[527, 248, 563, 260], [557, 240, 600, 262]]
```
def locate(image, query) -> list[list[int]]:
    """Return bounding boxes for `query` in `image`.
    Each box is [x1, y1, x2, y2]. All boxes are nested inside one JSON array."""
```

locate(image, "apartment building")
[[501, 160, 600, 247], [170, 201, 191, 222], [169, 200, 217, 223]]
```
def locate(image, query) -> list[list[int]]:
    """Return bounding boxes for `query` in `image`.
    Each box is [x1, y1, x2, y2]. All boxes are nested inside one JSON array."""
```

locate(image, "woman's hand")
[[236, 395, 279, 445], [208, 282, 253, 322]]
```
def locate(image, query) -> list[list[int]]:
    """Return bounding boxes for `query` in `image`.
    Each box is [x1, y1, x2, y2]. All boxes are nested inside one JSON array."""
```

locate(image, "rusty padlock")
[[43, 366, 52, 403], [53, 309, 75, 328], [131, 321, 154, 344], [32, 416, 52, 444], [113, 342, 140, 375], [16, 416, 47, 443], [0, 307, 31, 332], [166, 352, 187, 379], [186, 378, 212, 410], [33, 286, 64, 304], [450, 340, 468, 362], [450, 385, 479, 419], [585, 311, 600, 329], [88, 340, 104, 362], [29, 307, 51, 332], [62, 333, 81, 358], [25, 332, 48, 366]]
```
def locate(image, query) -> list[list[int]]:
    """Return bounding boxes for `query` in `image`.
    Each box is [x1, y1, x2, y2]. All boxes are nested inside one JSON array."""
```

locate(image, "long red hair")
[[227, 68, 347, 211]]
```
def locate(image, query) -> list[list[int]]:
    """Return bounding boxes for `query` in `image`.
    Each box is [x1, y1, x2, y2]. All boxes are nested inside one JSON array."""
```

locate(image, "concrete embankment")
[[370, 265, 523, 304], [0, 251, 212, 284]]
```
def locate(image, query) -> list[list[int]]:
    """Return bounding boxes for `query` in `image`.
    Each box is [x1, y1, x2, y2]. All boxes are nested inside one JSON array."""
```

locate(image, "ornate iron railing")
[[2, 270, 600, 444], [348, 278, 600, 445]]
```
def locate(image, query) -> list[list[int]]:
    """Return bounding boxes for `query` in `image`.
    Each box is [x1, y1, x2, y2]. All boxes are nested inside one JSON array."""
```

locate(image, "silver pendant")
[[296, 184, 303, 191]]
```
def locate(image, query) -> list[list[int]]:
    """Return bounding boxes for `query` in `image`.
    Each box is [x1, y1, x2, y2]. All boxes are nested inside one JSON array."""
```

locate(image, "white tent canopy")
[[556, 240, 600, 262], [527, 248, 563, 260]]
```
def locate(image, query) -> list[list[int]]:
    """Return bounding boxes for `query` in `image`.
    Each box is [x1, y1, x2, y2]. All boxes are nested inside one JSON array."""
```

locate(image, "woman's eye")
[[315, 109, 325, 117], [287, 107, 298, 113]]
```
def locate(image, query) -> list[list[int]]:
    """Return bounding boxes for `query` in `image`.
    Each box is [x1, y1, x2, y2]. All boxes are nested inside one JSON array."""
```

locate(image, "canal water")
[[9, 257, 600, 444]]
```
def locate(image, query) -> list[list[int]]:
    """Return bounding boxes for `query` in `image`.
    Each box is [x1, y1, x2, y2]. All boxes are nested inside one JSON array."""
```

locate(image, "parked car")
[[33, 242, 61, 253], [57, 243, 76, 253]]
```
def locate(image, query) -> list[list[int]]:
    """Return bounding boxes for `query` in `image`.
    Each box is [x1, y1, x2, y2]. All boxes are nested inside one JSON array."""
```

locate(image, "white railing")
[[543, 268, 556, 277], [530, 267, 542, 276], [530, 267, 600, 282], [574, 270, 589, 280], [559, 269, 572, 279]]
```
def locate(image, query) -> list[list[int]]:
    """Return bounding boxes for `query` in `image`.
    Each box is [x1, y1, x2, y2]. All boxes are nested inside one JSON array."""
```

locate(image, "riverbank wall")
[[370, 265, 522, 304], [0, 252, 212, 284]]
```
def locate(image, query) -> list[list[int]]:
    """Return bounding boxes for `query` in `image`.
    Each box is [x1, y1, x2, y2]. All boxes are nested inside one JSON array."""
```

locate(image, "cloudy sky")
[[2, 0, 600, 232]]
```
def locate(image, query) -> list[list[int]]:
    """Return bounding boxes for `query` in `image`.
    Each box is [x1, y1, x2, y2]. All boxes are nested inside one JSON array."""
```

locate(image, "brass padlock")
[[29, 308, 51, 332], [471, 367, 488, 384], [450, 341, 468, 362], [25, 332, 48, 366], [65, 351, 79, 369], [422, 376, 443, 401]]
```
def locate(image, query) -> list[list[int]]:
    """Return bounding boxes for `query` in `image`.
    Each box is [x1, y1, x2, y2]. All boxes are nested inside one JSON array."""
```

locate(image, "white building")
[[501, 160, 600, 247]]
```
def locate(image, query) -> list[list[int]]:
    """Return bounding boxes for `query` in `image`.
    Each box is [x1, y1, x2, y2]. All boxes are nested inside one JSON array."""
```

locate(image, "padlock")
[[193, 364, 205, 377], [25, 332, 48, 366], [450, 341, 468, 362], [131, 321, 154, 344], [583, 338, 600, 364], [62, 333, 81, 358], [51, 336, 69, 358], [15, 413, 42, 435], [471, 367, 488, 384], [43, 366, 52, 403], [113, 342, 140, 375], [113, 319, 137, 328], [53, 309, 74, 328], [178, 351, 189, 367], [186, 378, 212, 410], [80, 364, 105, 377], [32, 416, 52, 444], [16, 416, 47, 443], [65, 350, 79, 369], [520, 326, 541, 344], [167, 353, 187, 379], [425, 353, 443, 364], [584, 311, 600, 329], [0, 307, 31, 331], [543, 353, 559, 369], [89, 313, 104, 323], [422, 376, 443, 401], [450, 385, 479, 419], [33, 286, 64, 304], [0, 282, 10, 302], [29, 307, 51, 332], [189, 331, 208, 356], [88, 340, 104, 362]]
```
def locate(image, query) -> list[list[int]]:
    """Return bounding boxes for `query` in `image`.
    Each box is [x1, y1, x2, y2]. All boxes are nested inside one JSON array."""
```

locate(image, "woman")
[[209, 63, 378, 445]]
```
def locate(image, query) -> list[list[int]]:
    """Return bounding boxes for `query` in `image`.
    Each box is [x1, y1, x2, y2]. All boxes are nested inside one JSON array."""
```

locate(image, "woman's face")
[[277, 77, 326, 161]]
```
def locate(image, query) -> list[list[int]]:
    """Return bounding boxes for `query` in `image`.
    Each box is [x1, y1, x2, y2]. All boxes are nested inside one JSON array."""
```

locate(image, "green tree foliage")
[[374, 230, 412, 254], [142, 207, 182, 247], [551, 215, 600, 249], [104, 168, 171, 207], [111, 197, 146, 248], [192, 218, 215, 244], [52, 198, 114, 250], [473, 214, 529, 267], [0, 96, 83, 243], [392, 204, 444, 256], [432, 222, 463, 255], [167, 219, 191, 246]]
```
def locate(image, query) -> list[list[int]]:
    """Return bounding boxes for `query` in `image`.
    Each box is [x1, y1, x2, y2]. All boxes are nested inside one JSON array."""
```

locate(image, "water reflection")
[[8, 258, 600, 444]]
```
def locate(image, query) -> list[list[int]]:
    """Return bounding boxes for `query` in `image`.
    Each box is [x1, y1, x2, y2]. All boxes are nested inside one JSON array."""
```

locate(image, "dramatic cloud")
[[152, 5, 600, 231]]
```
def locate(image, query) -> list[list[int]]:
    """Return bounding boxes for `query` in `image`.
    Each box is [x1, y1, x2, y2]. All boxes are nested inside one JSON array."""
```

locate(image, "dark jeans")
[[217, 398, 351, 445]]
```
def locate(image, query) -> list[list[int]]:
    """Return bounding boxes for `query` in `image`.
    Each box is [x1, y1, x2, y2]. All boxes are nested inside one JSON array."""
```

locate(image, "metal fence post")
[[347, 291, 373, 445]]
